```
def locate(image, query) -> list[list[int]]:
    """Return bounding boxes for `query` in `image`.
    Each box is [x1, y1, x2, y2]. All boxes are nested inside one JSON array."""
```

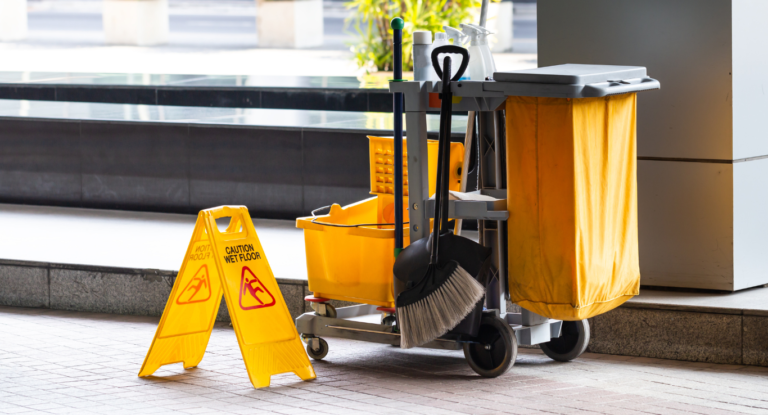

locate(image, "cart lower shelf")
[[295, 303, 590, 378]]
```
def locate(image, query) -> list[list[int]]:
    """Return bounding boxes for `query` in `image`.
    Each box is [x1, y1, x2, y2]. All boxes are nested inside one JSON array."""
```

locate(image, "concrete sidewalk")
[[0, 204, 308, 281], [2, 306, 767, 415]]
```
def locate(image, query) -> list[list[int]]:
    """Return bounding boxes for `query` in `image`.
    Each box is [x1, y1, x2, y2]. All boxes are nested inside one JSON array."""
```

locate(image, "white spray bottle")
[[460, 23, 496, 80], [431, 32, 451, 79], [440, 26, 470, 80]]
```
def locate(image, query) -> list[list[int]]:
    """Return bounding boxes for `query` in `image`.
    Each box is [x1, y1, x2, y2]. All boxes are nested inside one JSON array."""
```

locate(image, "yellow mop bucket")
[[296, 136, 463, 307], [506, 95, 641, 321], [297, 196, 407, 307]]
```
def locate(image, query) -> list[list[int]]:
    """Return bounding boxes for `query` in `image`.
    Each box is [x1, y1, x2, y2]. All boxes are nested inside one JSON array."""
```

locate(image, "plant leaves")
[[345, 0, 483, 73]]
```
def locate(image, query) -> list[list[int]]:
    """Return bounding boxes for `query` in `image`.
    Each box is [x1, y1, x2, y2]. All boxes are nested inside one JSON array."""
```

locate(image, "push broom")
[[394, 46, 491, 349]]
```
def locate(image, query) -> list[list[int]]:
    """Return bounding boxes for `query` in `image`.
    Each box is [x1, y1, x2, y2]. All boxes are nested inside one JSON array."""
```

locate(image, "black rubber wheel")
[[382, 315, 396, 326], [463, 314, 517, 377], [306, 338, 329, 360], [540, 319, 590, 362]]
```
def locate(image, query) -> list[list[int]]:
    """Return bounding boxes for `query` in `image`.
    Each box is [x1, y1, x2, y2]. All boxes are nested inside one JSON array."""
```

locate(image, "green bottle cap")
[[390, 17, 404, 30]]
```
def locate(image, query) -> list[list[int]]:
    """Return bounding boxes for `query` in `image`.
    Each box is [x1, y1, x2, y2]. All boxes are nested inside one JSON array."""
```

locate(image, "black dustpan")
[[393, 46, 492, 349], [393, 232, 492, 295]]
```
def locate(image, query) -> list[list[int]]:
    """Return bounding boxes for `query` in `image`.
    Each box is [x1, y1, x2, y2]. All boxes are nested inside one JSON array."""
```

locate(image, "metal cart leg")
[[477, 110, 508, 314], [405, 84, 431, 243]]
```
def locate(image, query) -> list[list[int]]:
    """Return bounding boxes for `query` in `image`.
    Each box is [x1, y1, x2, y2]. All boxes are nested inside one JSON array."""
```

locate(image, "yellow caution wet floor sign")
[[139, 206, 315, 388]]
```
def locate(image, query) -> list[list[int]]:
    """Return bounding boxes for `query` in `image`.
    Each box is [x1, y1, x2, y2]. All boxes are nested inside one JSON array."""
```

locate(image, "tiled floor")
[[2, 306, 768, 415]]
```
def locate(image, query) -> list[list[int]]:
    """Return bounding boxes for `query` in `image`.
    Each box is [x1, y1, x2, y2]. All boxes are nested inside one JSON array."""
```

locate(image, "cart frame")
[[296, 68, 659, 373]]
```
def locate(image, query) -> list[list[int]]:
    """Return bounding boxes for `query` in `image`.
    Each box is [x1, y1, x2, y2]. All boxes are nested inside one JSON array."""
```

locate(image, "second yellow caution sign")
[[139, 206, 315, 388]]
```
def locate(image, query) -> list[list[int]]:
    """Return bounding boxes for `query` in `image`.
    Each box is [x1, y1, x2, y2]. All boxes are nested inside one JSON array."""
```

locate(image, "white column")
[[257, 0, 324, 48], [538, 0, 768, 291], [0, 0, 28, 41], [103, 0, 170, 46], [486, 1, 514, 52]]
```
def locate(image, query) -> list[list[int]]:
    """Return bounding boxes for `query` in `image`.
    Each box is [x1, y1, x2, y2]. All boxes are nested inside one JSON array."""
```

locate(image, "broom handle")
[[440, 77, 452, 233], [430, 56, 453, 265]]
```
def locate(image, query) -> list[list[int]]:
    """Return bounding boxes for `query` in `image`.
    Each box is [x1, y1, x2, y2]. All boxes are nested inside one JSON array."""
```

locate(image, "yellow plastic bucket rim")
[[296, 216, 408, 239]]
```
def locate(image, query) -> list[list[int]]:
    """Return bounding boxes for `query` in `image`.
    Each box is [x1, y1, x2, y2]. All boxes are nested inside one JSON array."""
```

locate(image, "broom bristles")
[[397, 264, 484, 349]]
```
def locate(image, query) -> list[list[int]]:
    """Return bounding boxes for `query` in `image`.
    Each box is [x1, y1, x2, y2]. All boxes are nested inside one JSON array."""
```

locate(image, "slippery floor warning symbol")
[[176, 264, 212, 305], [139, 206, 315, 389], [239, 266, 276, 310]]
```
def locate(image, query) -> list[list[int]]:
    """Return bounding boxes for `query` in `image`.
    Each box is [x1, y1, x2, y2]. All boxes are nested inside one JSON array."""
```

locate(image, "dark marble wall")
[[0, 119, 82, 206], [0, 117, 384, 219], [0, 84, 392, 112]]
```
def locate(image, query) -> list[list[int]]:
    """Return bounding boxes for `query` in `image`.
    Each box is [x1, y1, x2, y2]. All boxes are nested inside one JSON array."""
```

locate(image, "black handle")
[[430, 56, 454, 265], [431, 45, 470, 82]]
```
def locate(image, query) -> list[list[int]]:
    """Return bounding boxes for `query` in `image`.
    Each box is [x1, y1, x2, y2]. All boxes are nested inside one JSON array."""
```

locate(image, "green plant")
[[346, 0, 481, 73]]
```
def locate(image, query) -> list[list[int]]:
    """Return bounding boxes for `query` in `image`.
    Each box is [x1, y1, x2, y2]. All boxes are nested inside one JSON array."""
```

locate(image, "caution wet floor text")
[[139, 206, 315, 388]]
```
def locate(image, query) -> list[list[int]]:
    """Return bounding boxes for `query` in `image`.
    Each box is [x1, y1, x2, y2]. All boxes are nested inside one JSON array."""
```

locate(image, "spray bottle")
[[460, 23, 496, 80], [439, 26, 469, 80]]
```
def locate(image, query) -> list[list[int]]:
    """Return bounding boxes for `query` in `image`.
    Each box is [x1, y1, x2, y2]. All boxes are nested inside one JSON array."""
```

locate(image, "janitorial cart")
[[295, 22, 659, 376]]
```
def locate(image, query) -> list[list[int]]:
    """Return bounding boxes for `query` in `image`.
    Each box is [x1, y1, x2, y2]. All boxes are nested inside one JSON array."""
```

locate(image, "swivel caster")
[[463, 313, 518, 378], [305, 295, 337, 318], [540, 319, 590, 362], [306, 337, 329, 360]]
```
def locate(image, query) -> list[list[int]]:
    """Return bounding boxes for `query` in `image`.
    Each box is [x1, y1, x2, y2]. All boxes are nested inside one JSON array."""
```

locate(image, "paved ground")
[[2, 306, 768, 415]]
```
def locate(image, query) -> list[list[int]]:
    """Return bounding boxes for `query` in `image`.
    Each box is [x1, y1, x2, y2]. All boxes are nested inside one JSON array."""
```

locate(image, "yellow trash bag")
[[506, 94, 640, 321]]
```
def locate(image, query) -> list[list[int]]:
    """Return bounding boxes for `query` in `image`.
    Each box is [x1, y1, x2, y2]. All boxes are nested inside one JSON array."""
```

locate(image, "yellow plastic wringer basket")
[[296, 136, 463, 307]]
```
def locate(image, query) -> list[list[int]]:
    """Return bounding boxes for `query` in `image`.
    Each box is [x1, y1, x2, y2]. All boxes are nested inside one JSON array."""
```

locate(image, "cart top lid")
[[494, 64, 647, 85]]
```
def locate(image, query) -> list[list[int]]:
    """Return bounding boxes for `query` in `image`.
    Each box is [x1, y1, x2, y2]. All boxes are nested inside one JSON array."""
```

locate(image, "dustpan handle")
[[430, 56, 453, 265], [431, 45, 469, 82], [439, 99, 451, 234]]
